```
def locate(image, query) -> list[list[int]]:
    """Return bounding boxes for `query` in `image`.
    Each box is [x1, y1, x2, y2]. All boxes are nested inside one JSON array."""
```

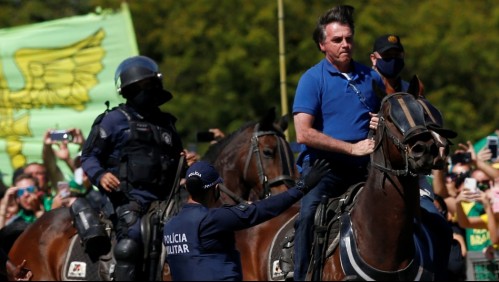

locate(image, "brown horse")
[[7, 108, 299, 281], [318, 79, 453, 280], [232, 77, 454, 281], [202, 107, 298, 203]]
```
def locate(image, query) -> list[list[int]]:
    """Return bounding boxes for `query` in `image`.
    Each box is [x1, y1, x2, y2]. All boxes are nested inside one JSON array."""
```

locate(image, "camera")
[[451, 152, 472, 165], [50, 130, 72, 142], [196, 131, 215, 142]]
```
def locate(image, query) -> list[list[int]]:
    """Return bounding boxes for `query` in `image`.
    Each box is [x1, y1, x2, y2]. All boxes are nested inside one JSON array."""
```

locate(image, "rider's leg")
[[113, 202, 143, 281], [70, 197, 109, 254], [114, 238, 141, 281]]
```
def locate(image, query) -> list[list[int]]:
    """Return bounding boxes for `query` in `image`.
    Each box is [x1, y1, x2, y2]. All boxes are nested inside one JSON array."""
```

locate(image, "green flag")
[[0, 3, 138, 185]]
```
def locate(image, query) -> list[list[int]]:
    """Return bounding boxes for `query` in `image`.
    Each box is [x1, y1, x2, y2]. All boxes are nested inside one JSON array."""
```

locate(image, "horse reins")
[[371, 116, 415, 177], [371, 94, 427, 177], [243, 124, 295, 199]]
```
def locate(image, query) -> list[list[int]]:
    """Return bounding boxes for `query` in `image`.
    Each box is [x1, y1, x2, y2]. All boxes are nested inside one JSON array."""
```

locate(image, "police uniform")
[[80, 55, 184, 281], [164, 185, 304, 281]]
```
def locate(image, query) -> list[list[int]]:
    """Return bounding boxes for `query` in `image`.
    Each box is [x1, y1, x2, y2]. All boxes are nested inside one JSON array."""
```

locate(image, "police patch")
[[99, 127, 108, 138], [235, 202, 250, 211], [162, 132, 172, 145]]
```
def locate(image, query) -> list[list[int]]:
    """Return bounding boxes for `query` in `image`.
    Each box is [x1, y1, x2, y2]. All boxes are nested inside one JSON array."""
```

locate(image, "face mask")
[[375, 57, 405, 78], [128, 89, 163, 112]]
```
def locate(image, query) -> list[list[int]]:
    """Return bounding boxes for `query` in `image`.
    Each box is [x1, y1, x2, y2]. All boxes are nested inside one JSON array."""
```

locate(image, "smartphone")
[[196, 131, 215, 142], [487, 136, 498, 161], [50, 130, 72, 142], [464, 177, 477, 193], [57, 181, 70, 198]]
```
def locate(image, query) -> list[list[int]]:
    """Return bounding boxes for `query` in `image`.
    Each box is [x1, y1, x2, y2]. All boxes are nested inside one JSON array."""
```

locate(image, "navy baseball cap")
[[186, 161, 223, 189], [373, 34, 404, 53]]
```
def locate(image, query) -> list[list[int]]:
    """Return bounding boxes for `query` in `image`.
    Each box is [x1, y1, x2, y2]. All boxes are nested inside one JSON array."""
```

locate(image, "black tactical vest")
[[118, 107, 180, 192]]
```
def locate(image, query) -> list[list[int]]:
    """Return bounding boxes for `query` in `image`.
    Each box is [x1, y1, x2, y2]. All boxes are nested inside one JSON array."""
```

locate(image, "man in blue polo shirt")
[[292, 5, 384, 280], [163, 160, 330, 281]]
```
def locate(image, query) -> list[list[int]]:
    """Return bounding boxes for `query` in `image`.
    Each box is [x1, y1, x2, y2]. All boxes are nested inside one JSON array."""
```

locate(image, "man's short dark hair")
[[313, 5, 355, 52]]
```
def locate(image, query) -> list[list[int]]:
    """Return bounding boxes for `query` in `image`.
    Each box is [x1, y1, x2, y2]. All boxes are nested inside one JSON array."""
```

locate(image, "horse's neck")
[[350, 170, 420, 269]]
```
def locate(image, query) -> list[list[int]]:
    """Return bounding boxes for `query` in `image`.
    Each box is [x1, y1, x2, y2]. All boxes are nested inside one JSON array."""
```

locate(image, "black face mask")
[[128, 88, 167, 113], [376, 57, 405, 78]]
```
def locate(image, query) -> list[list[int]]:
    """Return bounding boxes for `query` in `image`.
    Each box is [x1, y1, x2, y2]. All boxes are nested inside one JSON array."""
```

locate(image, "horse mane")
[[201, 121, 256, 162]]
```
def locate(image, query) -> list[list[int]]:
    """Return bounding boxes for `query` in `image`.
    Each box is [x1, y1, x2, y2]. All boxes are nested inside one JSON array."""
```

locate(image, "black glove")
[[296, 159, 330, 194]]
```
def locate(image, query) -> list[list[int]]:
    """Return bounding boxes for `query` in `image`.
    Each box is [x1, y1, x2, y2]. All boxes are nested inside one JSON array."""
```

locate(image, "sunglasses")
[[447, 171, 471, 181], [16, 186, 36, 197], [477, 180, 491, 191]]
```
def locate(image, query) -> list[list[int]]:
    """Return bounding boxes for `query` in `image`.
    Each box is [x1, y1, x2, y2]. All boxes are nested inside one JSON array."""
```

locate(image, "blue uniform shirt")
[[163, 187, 304, 281], [293, 59, 383, 167], [81, 104, 183, 205]]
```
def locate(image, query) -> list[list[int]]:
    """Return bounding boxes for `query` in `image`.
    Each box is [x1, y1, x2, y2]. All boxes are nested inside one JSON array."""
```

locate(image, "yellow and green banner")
[[0, 3, 138, 185]]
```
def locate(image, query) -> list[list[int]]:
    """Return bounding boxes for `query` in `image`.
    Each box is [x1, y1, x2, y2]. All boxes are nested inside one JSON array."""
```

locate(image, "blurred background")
[[0, 0, 497, 181]]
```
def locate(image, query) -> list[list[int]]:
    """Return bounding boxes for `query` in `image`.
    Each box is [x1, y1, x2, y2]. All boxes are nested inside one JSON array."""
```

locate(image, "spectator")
[[369, 34, 408, 92], [0, 249, 32, 281], [434, 194, 467, 280], [163, 160, 330, 281], [0, 187, 19, 229], [0, 173, 45, 259], [42, 127, 87, 184], [455, 169, 497, 280], [0, 171, 7, 199], [209, 128, 225, 144], [22, 162, 53, 212], [81, 55, 185, 281], [5, 173, 44, 226], [291, 5, 383, 280]]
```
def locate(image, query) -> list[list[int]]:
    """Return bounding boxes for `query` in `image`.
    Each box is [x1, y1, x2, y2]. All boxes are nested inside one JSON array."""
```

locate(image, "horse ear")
[[277, 114, 289, 131], [407, 75, 425, 98], [260, 107, 277, 130], [372, 79, 386, 101]]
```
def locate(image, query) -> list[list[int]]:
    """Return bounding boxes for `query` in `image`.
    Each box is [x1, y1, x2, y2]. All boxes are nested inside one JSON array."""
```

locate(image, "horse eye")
[[262, 147, 274, 158]]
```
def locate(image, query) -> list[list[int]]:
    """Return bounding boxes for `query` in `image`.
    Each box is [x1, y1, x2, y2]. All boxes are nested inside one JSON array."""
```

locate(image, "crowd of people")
[[0, 4, 498, 281]]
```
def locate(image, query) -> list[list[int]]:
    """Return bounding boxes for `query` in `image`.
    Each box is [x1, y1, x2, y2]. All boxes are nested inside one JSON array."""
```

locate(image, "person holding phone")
[[0, 250, 32, 281]]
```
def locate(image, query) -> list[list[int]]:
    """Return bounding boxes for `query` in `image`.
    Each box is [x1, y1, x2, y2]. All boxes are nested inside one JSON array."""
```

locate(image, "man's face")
[[24, 164, 48, 192], [319, 22, 353, 69], [370, 48, 405, 67], [15, 178, 40, 211]]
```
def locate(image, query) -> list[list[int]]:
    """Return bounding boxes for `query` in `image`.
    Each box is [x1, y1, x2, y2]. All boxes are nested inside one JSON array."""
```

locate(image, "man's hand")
[[351, 139, 376, 156], [99, 172, 120, 192], [296, 159, 330, 194], [369, 112, 379, 131], [7, 259, 32, 281]]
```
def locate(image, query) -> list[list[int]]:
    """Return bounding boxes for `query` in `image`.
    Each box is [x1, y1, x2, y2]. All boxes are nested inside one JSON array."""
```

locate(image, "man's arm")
[[294, 112, 374, 156]]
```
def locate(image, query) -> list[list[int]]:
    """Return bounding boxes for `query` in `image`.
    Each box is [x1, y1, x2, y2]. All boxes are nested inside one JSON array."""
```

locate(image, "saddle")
[[266, 183, 364, 281], [62, 201, 172, 281]]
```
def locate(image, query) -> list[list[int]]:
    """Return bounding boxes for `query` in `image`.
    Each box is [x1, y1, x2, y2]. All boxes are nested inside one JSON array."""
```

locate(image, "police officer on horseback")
[[81, 55, 184, 281]]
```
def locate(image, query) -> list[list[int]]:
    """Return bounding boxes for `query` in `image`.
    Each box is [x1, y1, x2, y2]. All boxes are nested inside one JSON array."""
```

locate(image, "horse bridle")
[[243, 124, 296, 199], [371, 94, 430, 177]]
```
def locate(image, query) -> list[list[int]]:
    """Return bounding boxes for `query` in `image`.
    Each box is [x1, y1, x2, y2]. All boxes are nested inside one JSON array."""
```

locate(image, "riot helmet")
[[114, 56, 172, 105]]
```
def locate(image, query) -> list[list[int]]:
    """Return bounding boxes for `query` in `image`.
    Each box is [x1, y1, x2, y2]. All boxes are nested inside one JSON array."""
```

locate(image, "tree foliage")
[[1, 0, 497, 153]]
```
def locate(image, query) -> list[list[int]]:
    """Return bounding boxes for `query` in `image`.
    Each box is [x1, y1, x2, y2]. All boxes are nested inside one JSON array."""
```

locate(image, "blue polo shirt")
[[293, 59, 383, 167]]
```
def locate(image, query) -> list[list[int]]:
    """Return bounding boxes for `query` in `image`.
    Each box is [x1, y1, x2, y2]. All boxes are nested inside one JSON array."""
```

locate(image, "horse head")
[[373, 76, 456, 176], [203, 107, 298, 203]]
